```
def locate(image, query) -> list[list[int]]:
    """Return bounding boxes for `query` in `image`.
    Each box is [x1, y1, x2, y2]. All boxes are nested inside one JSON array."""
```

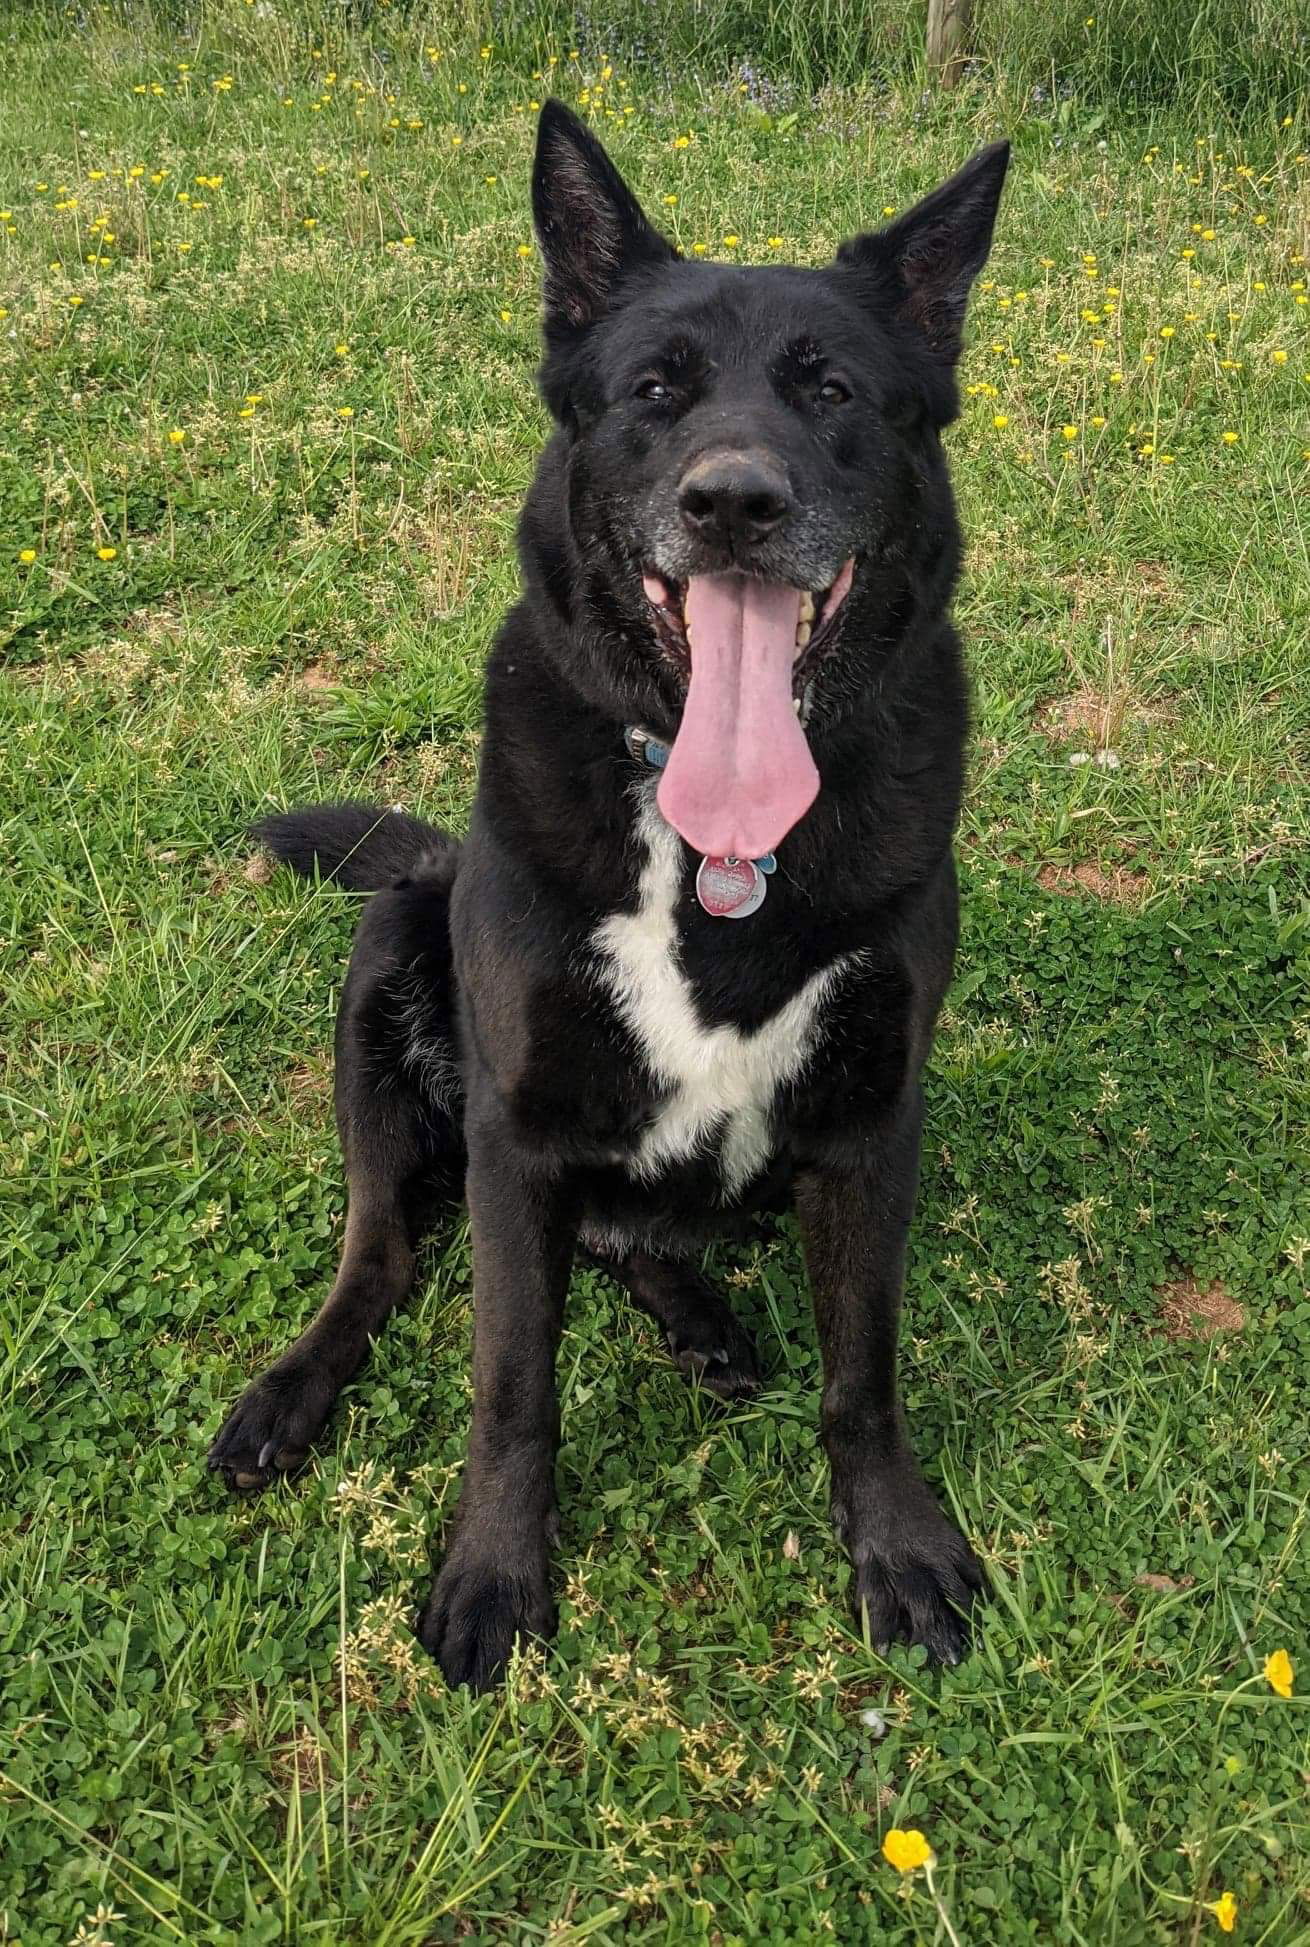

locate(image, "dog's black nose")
[[678, 449, 793, 548]]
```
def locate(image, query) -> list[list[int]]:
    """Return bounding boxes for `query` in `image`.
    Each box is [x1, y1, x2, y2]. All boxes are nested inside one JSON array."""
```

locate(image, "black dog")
[[210, 102, 1009, 1689]]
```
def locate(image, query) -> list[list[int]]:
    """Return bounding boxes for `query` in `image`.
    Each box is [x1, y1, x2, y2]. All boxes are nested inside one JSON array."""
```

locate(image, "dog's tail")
[[253, 801, 458, 893]]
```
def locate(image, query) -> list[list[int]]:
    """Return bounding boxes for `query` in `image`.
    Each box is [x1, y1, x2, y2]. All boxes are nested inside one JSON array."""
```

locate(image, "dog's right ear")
[[532, 100, 674, 334]]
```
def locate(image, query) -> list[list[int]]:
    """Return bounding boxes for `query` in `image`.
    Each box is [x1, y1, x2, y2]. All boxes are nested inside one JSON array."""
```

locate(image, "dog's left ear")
[[533, 99, 674, 334], [838, 142, 1010, 361]]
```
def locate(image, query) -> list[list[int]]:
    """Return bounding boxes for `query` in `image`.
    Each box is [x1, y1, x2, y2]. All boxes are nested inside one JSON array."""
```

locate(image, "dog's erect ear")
[[837, 142, 1010, 361], [532, 99, 674, 332]]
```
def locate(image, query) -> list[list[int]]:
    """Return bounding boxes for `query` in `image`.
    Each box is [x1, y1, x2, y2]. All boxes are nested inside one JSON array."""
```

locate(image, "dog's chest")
[[590, 797, 850, 1195]]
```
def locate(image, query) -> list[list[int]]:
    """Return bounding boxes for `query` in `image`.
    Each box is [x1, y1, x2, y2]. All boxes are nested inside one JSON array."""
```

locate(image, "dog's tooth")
[[794, 696, 802, 715], [798, 592, 815, 624], [795, 621, 812, 649]]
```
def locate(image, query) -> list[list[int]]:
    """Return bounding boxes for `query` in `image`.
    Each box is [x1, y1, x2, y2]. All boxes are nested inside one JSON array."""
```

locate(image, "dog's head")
[[529, 101, 1008, 859]]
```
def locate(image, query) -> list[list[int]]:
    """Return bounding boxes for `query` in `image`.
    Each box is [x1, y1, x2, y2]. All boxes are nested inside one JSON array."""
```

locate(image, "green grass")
[[2, 9, 1309, 1944]]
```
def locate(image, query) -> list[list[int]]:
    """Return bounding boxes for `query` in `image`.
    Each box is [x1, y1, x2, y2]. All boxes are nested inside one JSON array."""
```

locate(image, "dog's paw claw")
[[667, 1318, 760, 1400], [209, 1357, 338, 1492], [418, 1550, 556, 1691]]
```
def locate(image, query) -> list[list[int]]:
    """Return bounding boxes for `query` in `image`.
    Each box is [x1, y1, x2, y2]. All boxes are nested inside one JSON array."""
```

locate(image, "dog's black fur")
[[209, 103, 1009, 1688]]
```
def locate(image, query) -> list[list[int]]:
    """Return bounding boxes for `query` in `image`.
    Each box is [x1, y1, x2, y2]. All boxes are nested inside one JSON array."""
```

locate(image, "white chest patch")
[[591, 794, 853, 1196]]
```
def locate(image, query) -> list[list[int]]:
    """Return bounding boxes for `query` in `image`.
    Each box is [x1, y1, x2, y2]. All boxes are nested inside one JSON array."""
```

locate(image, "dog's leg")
[[795, 1087, 985, 1663], [210, 881, 462, 1490], [208, 1172, 421, 1489], [590, 1249, 760, 1398], [418, 1113, 574, 1690]]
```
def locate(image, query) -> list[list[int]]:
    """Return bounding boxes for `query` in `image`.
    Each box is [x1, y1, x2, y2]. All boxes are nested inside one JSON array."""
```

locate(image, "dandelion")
[[767, 235, 783, 248], [1204, 1892, 1238, 1933], [1061, 424, 1078, 440], [401, 235, 415, 247], [1264, 1649, 1294, 1697], [96, 545, 117, 560], [883, 1829, 933, 1873], [993, 414, 1009, 428], [1159, 326, 1175, 338], [663, 193, 677, 206], [18, 548, 36, 563], [167, 427, 185, 443], [723, 234, 739, 247], [336, 405, 354, 418], [1221, 430, 1240, 444], [68, 293, 84, 306], [516, 243, 532, 258], [1272, 349, 1288, 364], [691, 242, 707, 255], [499, 309, 511, 322]]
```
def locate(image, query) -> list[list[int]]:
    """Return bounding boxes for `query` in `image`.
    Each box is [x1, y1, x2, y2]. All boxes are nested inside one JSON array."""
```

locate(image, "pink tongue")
[[656, 575, 819, 859]]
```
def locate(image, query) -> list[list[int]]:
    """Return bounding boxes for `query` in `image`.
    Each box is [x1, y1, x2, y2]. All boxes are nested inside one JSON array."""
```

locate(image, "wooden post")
[[926, 0, 973, 88]]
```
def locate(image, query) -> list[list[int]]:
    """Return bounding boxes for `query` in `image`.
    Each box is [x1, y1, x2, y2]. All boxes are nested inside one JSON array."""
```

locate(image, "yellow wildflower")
[[1204, 1891, 1237, 1933], [167, 428, 185, 444], [1264, 1649, 1293, 1697], [96, 546, 117, 560], [1221, 430, 1240, 444], [18, 548, 37, 564], [883, 1828, 934, 1873]]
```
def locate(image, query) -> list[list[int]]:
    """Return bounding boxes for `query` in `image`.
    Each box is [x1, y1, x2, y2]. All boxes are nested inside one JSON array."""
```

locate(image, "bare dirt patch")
[[285, 1055, 332, 1114], [1037, 862, 1149, 906], [1033, 682, 1177, 749], [1158, 1278, 1245, 1341]]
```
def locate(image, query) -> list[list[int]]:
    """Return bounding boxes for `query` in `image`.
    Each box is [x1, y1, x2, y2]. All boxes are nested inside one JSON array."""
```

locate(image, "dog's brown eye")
[[818, 378, 852, 405]]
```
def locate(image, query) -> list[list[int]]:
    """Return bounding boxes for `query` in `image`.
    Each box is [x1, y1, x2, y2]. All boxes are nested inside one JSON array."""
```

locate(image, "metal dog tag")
[[695, 854, 768, 919]]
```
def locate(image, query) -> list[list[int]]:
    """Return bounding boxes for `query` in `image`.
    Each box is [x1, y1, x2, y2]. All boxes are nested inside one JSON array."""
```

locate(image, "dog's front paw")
[[417, 1542, 556, 1691], [838, 1478, 987, 1665], [667, 1309, 760, 1400], [208, 1353, 340, 1490]]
